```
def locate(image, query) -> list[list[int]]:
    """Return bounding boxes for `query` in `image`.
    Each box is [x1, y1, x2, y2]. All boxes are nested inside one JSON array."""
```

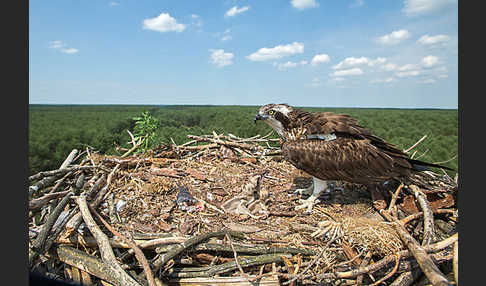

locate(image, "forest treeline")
[[29, 105, 458, 176]]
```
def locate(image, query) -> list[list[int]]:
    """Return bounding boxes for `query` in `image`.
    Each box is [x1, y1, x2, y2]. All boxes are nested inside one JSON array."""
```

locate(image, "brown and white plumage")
[[255, 103, 451, 213]]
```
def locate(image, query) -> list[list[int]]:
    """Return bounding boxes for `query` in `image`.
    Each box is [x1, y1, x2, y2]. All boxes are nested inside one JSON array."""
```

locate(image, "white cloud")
[[422, 55, 439, 68], [49, 41, 78, 54], [371, 77, 396, 84], [225, 5, 250, 17], [403, 0, 457, 17], [417, 34, 451, 45], [221, 35, 232, 41], [109, 1, 120, 6], [49, 40, 65, 49], [368, 57, 387, 67], [190, 14, 203, 27], [396, 70, 421, 78], [350, 0, 365, 8], [220, 29, 232, 41], [311, 54, 330, 66], [143, 13, 186, 33], [418, 78, 436, 84], [246, 42, 304, 61], [291, 0, 319, 10], [273, 60, 307, 70], [377, 29, 410, 45], [332, 57, 386, 69], [397, 64, 419, 71], [60, 48, 79, 54], [381, 63, 398, 71], [331, 68, 363, 77], [306, 77, 323, 87], [209, 49, 234, 67], [333, 57, 368, 69], [273, 61, 298, 70], [437, 74, 449, 79]]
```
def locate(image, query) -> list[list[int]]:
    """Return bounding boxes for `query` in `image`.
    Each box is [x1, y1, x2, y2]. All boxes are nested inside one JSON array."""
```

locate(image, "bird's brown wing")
[[282, 137, 412, 184], [289, 110, 411, 162]]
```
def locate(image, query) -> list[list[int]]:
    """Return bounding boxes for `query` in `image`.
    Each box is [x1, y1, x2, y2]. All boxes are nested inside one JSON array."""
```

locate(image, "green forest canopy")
[[29, 105, 458, 176]]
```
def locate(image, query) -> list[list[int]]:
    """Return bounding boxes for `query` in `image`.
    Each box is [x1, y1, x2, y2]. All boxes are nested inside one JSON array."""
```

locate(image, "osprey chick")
[[255, 103, 452, 213]]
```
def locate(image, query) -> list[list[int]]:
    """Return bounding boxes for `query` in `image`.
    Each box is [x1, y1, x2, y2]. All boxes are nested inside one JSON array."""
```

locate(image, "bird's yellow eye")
[[268, 110, 274, 115]]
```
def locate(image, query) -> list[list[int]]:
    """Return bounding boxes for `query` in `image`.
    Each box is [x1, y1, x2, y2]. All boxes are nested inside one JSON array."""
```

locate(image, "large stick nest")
[[28, 132, 458, 286]]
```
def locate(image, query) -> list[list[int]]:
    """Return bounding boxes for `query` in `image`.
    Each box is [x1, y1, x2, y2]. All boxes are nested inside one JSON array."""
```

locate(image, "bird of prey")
[[255, 103, 452, 213]]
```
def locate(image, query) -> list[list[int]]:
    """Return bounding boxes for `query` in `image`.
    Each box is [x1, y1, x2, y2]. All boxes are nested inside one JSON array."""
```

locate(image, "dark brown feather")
[[281, 109, 418, 184]]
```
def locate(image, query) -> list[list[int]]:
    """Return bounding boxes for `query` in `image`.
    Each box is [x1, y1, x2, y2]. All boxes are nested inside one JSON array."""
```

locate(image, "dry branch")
[[76, 195, 141, 286], [380, 210, 452, 286], [152, 230, 245, 271], [410, 185, 436, 245], [90, 205, 157, 286]]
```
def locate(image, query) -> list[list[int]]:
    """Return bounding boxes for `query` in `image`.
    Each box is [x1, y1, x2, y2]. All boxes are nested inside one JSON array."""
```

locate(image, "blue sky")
[[29, 0, 458, 108]]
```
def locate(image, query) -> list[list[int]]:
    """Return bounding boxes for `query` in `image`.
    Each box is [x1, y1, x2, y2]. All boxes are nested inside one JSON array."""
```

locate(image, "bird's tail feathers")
[[408, 158, 455, 172]]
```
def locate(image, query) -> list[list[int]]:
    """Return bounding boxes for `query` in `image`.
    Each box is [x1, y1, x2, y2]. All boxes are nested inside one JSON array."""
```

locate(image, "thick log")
[[57, 245, 132, 286]]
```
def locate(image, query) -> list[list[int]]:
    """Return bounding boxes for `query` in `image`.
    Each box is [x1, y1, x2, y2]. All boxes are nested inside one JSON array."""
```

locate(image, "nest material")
[[28, 132, 459, 286]]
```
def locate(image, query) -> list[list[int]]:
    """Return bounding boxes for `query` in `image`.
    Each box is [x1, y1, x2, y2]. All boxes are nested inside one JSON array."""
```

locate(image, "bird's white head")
[[255, 103, 293, 137]]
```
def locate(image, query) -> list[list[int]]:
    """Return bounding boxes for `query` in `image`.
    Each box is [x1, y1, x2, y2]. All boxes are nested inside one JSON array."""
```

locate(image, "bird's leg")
[[295, 177, 328, 214], [293, 182, 314, 195], [369, 184, 387, 211]]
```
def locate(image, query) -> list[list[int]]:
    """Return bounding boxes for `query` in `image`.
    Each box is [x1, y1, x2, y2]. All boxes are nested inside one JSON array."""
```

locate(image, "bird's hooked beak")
[[254, 113, 266, 124]]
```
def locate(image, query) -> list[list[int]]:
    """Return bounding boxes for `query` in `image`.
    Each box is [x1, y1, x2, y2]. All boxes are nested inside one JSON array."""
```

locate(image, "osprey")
[[255, 103, 452, 213]]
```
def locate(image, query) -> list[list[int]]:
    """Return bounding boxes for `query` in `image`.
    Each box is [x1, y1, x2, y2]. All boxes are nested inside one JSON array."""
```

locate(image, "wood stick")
[[29, 165, 95, 182], [282, 236, 339, 286], [167, 253, 291, 278], [453, 240, 458, 285], [76, 195, 141, 286], [30, 190, 76, 267], [60, 149, 78, 169], [403, 135, 427, 153], [90, 205, 157, 286], [400, 209, 456, 225], [152, 230, 245, 271], [410, 185, 436, 245], [380, 210, 452, 286], [187, 135, 262, 151], [167, 275, 280, 286], [56, 245, 134, 286], [388, 183, 404, 213], [29, 190, 70, 212], [226, 233, 246, 276]]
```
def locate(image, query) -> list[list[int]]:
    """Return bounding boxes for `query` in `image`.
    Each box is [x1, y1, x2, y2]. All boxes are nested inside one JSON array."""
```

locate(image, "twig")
[[282, 236, 339, 285], [152, 230, 245, 271], [168, 254, 290, 278], [388, 183, 404, 213], [400, 209, 456, 225], [76, 195, 141, 286], [226, 233, 246, 276], [29, 173, 85, 267], [284, 232, 456, 283], [60, 149, 79, 169], [370, 254, 401, 286], [29, 190, 71, 212], [29, 165, 95, 182], [57, 245, 135, 286], [433, 154, 458, 165], [90, 205, 157, 286], [403, 135, 427, 153], [380, 210, 452, 286], [453, 240, 458, 285], [410, 185, 436, 245]]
